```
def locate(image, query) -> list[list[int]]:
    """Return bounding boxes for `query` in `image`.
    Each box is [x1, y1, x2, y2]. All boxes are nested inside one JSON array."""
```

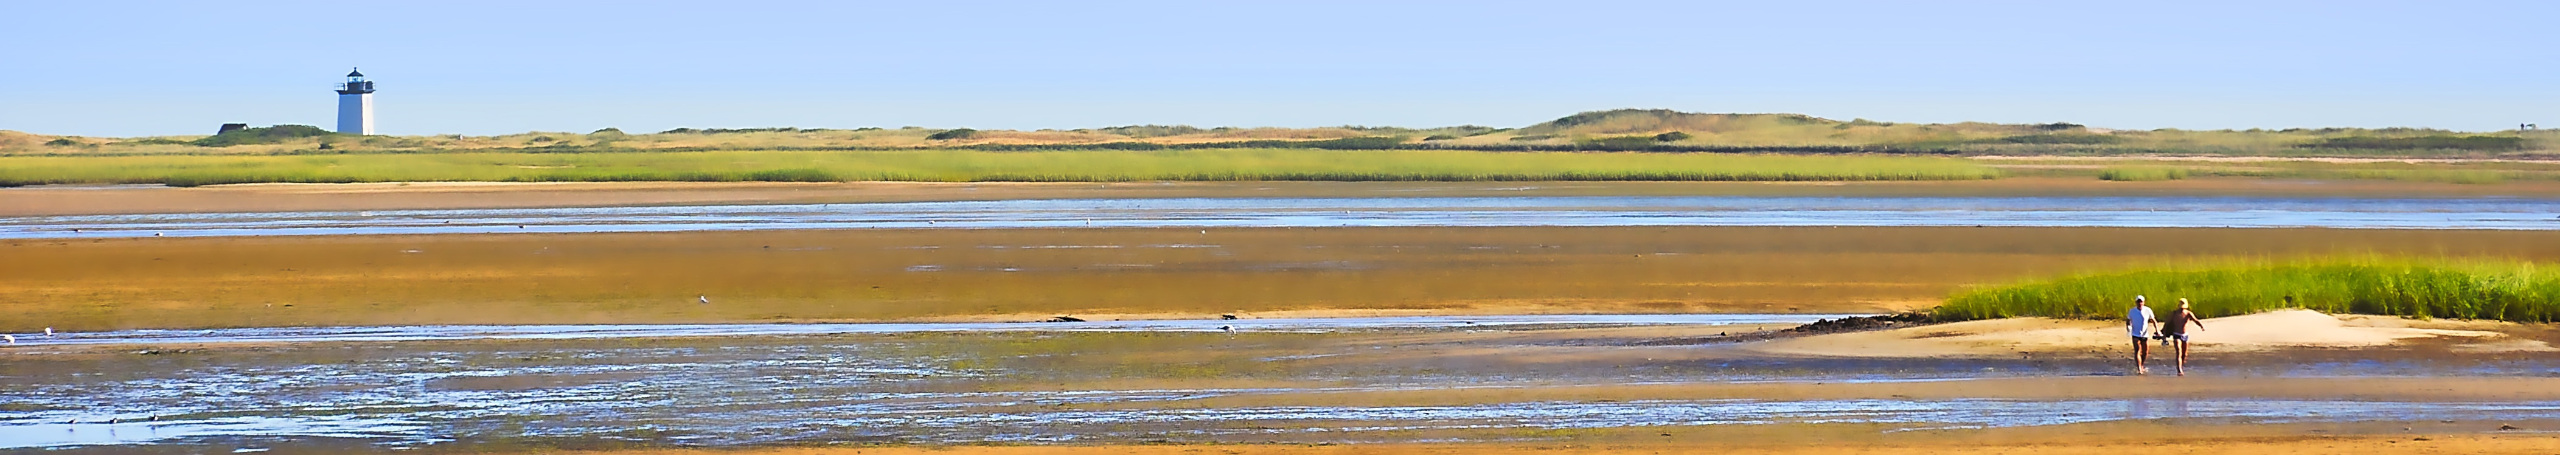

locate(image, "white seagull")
[[44, 327, 54, 337], [1219, 325, 1235, 335], [4, 334, 15, 345], [698, 295, 711, 305]]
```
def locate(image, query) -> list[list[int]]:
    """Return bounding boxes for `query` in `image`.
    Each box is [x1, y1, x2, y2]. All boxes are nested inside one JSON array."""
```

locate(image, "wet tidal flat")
[[12, 186, 2560, 453], [12, 226, 2560, 332], [7, 325, 2560, 452]]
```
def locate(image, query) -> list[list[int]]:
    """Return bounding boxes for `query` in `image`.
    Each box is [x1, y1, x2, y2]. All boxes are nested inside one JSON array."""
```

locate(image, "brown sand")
[[14, 178, 2560, 216], [1055, 377, 2560, 410]]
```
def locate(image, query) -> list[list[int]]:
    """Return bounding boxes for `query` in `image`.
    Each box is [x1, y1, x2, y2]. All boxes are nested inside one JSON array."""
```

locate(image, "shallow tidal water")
[[7, 317, 2560, 451], [0, 314, 1856, 348], [7, 195, 2560, 239]]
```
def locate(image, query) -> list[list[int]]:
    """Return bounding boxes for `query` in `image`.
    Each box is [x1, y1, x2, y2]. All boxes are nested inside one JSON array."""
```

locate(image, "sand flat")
[[1750, 309, 2549, 358]]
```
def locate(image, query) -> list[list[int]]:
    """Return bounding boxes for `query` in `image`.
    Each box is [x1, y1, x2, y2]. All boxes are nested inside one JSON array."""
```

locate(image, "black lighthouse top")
[[337, 67, 376, 95]]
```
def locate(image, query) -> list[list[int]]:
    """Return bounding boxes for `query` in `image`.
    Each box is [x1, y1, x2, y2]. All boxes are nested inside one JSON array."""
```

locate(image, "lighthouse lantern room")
[[335, 68, 376, 135]]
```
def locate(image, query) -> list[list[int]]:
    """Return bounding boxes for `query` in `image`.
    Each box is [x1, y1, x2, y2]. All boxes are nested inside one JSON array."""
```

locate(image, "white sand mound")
[[1748, 309, 2546, 359], [2196, 309, 2499, 348]]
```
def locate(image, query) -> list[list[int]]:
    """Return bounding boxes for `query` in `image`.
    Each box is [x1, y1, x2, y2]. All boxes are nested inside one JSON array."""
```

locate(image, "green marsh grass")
[[1987, 157, 2560, 184], [0, 149, 1999, 186], [1936, 259, 2560, 323]]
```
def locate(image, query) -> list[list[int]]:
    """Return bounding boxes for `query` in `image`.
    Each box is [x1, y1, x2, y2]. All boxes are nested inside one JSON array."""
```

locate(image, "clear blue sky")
[[5, 1, 2553, 136]]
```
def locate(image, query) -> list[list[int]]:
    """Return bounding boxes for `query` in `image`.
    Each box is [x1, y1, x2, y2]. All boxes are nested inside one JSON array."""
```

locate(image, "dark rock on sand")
[[1630, 312, 1937, 346], [1784, 312, 1936, 335]]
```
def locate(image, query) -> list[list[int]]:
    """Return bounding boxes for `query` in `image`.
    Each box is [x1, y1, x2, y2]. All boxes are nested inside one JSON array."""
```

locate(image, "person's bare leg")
[[2131, 338, 2148, 375], [2175, 339, 2189, 376]]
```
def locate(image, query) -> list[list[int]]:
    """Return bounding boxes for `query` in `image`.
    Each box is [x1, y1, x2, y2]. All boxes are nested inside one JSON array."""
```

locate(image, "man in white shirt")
[[2128, 295, 2157, 375]]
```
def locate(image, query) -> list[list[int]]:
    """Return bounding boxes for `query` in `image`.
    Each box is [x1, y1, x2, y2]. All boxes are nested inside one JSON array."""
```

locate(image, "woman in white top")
[[2127, 295, 2156, 375]]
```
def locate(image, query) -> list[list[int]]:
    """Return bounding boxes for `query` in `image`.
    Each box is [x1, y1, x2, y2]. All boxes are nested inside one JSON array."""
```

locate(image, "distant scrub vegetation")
[[1989, 133, 2122, 145], [1576, 136, 1664, 149], [657, 127, 836, 134], [1522, 109, 1832, 136], [925, 128, 980, 140], [1081, 125, 1214, 138], [2302, 135, 2528, 151], [1936, 259, 2560, 323], [189, 125, 335, 147]]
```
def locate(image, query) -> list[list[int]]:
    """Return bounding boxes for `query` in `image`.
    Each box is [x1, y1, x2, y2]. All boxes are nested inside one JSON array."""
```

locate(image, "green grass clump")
[[0, 149, 2000, 186], [1935, 259, 2560, 323], [2096, 167, 2190, 181]]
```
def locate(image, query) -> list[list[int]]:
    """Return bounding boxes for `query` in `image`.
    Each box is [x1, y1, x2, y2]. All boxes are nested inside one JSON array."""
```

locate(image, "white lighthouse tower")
[[335, 68, 377, 135]]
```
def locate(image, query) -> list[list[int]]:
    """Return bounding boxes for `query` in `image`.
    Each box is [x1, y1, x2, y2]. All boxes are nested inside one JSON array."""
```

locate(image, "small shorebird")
[[4, 334, 15, 345], [45, 327, 54, 337], [1219, 325, 1236, 335], [698, 295, 711, 304]]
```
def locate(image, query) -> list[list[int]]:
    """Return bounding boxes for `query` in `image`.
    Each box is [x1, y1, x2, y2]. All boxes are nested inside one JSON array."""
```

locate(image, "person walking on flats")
[[2127, 295, 2157, 375], [2163, 298, 2207, 376]]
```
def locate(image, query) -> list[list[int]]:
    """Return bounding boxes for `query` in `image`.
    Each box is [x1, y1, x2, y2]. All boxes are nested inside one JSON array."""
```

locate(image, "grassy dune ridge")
[[1936, 259, 2560, 323], [8, 108, 2551, 185], [0, 149, 2000, 187]]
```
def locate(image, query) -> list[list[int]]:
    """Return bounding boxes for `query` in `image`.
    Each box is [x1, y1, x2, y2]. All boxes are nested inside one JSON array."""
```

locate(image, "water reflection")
[[2125, 398, 2194, 419]]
